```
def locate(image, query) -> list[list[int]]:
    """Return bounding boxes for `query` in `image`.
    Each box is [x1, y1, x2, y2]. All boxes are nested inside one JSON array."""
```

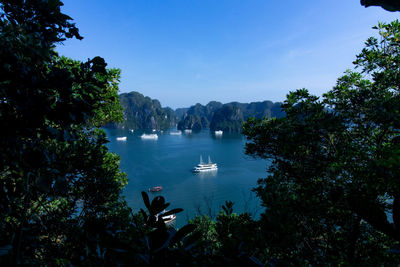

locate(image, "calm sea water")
[[104, 128, 269, 227]]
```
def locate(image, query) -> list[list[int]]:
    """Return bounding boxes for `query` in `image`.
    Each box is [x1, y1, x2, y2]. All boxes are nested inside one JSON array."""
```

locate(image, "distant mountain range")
[[178, 100, 284, 132], [106, 91, 284, 132]]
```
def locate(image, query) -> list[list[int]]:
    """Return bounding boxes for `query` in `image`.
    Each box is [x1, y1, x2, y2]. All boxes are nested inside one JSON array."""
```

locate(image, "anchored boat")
[[141, 133, 158, 140], [156, 210, 176, 224], [215, 130, 223, 136], [193, 155, 218, 172], [148, 186, 162, 192]]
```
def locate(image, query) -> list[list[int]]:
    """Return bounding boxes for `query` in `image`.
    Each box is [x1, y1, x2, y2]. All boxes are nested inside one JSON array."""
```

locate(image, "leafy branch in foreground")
[[243, 20, 400, 265], [361, 0, 400, 12], [0, 0, 126, 264]]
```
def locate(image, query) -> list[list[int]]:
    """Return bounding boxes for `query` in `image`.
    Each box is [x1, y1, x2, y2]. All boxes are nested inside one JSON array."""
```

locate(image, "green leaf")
[[170, 224, 196, 246], [141, 191, 151, 211]]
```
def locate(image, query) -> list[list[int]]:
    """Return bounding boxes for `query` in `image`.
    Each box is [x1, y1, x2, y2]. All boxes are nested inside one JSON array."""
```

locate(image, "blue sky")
[[57, 1, 399, 109]]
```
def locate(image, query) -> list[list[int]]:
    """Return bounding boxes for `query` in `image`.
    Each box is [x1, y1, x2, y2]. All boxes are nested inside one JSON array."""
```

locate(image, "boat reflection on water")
[[194, 169, 218, 178]]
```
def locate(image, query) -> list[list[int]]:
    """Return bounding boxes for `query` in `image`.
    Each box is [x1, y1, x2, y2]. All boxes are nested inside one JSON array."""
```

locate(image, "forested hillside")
[[108, 91, 178, 130], [178, 100, 284, 132], [109, 92, 283, 133], [177, 101, 223, 131]]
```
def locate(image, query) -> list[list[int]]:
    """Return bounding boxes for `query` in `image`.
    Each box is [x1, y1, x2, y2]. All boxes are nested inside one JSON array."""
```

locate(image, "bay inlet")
[[105, 129, 269, 227]]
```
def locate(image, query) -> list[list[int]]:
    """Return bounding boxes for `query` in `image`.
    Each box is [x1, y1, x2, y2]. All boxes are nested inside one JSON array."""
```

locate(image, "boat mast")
[[208, 155, 211, 163], [200, 155, 203, 164]]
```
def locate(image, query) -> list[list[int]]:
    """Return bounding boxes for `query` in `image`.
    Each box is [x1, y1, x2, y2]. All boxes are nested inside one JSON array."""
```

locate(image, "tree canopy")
[[361, 0, 400, 12], [0, 1, 215, 265], [243, 20, 400, 265], [3, 0, 400, 265], [0, 0, 129, 264]]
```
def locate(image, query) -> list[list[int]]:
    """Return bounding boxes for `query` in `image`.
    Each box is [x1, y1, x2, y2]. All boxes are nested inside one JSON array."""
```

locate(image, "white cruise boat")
[[193, 155, 218, 172], [156, 210, 176, 224], [215, 130, 223, 136], [170, 130, 182, 135], [141, 133, 158, 140], [184, 129, 192, 134], [116, 136, 127, 141]]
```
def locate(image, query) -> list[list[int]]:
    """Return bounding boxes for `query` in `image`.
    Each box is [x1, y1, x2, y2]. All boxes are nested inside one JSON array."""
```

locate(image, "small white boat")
[[129, 129, 134, 133], [184, 129, 192, 134], [141, 133, 158, 140], [193, 155, 218, 172], [156, 210, 176, 224], [116, 136, 127, 141], [215, 130, 223, 136], [170, 130, 182, 135]]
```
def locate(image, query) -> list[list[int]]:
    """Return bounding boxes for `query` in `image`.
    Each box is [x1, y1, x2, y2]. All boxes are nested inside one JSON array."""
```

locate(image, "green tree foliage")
[[243, 20, 400, 265], [6, 0, 400, 265], [0, 0, 128, 264], [361, 0, 400, 12], [190, 201, 264, 266], [0, 2, 211, 265]]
